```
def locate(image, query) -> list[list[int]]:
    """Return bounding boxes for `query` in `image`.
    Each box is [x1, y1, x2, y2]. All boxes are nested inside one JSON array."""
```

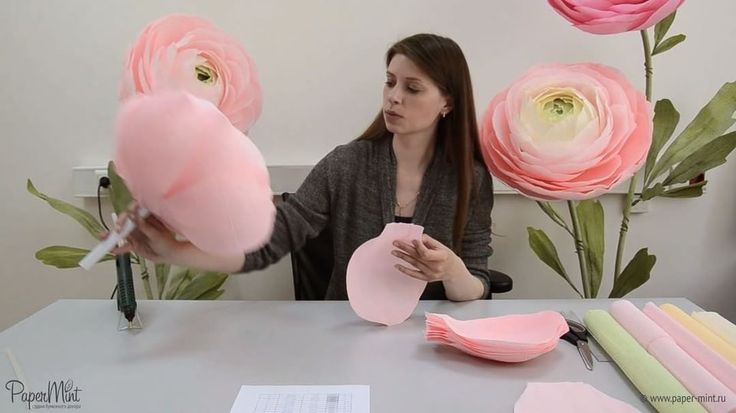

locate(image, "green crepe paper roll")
[[584, 310, 706, 413]]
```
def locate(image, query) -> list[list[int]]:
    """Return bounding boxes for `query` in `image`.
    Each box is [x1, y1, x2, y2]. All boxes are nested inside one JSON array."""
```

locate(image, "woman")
[[115, 33, 494, 301]]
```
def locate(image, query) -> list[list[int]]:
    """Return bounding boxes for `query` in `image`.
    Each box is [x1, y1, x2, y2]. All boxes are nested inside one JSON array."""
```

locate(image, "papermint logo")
[[4, 379, 82, 410]]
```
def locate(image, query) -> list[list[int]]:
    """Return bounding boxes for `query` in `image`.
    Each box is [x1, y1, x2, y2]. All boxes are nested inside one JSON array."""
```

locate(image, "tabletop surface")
[[0, 297, 701, 412]]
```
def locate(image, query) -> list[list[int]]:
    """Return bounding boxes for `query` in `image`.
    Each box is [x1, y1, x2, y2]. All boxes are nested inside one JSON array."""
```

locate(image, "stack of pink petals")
[[425, 311, 569, 362]]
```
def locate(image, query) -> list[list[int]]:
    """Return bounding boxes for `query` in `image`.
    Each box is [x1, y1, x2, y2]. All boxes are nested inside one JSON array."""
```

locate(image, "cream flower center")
[[194, 62, 218, 85], [536, 89, 582, 122], [520, 87, 596, 145]]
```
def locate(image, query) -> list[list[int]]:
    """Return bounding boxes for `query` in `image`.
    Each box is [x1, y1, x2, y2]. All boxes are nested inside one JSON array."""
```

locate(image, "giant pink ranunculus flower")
[[120, 14, 262, 132], [548, 0, 685, 35], [480, 63, 652, 201]]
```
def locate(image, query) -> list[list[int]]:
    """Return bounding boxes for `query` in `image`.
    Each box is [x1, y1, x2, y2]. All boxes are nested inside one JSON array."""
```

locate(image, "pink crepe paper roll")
[[644, 303, 736, 394], [611, 300, 736, 413]]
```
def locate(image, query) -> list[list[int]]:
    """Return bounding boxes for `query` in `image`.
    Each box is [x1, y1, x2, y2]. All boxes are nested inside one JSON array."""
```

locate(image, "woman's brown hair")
[[357, 33, 486, 253]]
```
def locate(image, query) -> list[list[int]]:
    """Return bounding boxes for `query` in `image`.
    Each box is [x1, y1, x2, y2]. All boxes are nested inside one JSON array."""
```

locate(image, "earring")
[[441, 110, 447, 118]]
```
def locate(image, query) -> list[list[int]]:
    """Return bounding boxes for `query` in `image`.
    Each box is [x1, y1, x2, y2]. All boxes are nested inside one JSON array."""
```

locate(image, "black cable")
[[97, 176, 111, 231], [96, 176, 117, 300]]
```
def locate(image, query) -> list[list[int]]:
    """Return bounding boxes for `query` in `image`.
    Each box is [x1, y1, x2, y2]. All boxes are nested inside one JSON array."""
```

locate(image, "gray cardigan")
[[241, 135, 494, 299]]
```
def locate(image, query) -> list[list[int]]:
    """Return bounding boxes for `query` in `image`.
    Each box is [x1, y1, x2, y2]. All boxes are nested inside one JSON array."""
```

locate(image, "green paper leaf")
[[645, 99, 680, 184], [107, 161, 134, 215], [641, 183, 666, 202], [198, 289, 225, 300], [654, 11, 677, 46], [663, 181, 707, 198], [536, 201, 572, 236], [35, 246, 114, 269], [175, 272, 229, 300], [648, 82, 736, 182], [640, 181, 705, 201], [164, 268, 195, 300], [527, 227, 582, 297], [609, 248, 656, 298], [27, 179, 106, 239], [652, 34, 686, 56], [155, 263, 171, 299], [576, 200, 604, 298], [663, 131, 736, 186]]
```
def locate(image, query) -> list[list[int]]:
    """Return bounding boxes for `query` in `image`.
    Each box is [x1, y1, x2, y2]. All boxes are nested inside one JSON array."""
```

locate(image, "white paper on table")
[[230, 385, 370, 413]]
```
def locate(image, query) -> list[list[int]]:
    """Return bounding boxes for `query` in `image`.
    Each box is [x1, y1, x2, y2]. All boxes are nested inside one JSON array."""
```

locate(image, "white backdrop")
[[1, 0, 734, 330]]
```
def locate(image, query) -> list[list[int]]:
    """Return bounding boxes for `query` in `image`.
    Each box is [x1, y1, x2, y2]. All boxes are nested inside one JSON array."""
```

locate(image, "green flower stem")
[[137, 255, 154, 300], [615, 30, 653, 281], [567, 200, 590, 298], [615, 174, 638, 280], [641, 29, 653, 101]]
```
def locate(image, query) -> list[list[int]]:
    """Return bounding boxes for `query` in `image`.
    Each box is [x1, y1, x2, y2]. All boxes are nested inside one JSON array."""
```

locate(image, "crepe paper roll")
[[610, 300, 736, 413], [692, 312, 736, 349], [584, 309, 706, 413], [660, 304, 736, 366], [644, 303, 736, 394]]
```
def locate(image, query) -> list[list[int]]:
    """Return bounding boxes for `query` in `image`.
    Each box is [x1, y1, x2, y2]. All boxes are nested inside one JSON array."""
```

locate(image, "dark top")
[[240, 135, 494, 299]]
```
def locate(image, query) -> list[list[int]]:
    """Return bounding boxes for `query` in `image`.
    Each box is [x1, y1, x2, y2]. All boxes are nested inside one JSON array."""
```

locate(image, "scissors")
[[561, 318, 594, 371]]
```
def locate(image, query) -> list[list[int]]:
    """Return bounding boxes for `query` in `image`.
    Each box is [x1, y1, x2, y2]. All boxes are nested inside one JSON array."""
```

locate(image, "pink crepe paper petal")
[[424, 311, 568, 363], [514, 382, 641, 412], [347, 223, 426, 326], [114, 90, 275, 256]]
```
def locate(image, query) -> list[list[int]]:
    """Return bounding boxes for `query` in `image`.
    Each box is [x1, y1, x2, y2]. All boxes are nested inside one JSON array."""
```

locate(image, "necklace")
[[394, 191, 420, 216]]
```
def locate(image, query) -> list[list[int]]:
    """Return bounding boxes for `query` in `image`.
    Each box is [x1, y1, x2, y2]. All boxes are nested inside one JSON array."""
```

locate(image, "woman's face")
[[383, 54, 450, 137]]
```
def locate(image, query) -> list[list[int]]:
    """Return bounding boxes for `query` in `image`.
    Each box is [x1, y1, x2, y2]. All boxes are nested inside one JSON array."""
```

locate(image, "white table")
[[0, 298, 701, 412]]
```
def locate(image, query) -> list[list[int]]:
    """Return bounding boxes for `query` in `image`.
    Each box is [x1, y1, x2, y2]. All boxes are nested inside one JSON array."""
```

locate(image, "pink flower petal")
[[114, 91, 275, 255]]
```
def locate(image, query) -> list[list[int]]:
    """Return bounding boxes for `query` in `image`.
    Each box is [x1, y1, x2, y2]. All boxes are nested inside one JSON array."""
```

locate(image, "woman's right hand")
[[103, 202, 189, 264], [102, 202, 247, 273]]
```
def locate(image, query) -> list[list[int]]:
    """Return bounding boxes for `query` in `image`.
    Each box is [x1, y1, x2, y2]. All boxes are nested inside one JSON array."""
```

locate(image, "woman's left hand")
[[392, 234, 462, 282]]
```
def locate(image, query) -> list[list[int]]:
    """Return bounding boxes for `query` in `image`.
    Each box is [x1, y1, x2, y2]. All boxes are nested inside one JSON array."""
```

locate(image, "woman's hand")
[[392, 234, 485, 301], [102, 202, 188, 264], [391, 234, 463, 282], [102, 202, 247, 273]]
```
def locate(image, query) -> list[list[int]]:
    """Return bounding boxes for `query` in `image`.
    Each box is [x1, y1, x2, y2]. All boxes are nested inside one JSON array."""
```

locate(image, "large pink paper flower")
[[114, 91, 275, 255], [120, 14, 262, 132], [548, 0, 685, 35], [480, 63, 652, 201]]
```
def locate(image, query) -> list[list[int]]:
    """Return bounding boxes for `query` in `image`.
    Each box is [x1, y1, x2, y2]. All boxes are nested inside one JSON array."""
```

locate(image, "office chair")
[[280, 192, 512, 300]]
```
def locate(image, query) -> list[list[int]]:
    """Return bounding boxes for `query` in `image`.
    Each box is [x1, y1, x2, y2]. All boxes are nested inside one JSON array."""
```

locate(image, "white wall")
[[1, 0, 734, 330]]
